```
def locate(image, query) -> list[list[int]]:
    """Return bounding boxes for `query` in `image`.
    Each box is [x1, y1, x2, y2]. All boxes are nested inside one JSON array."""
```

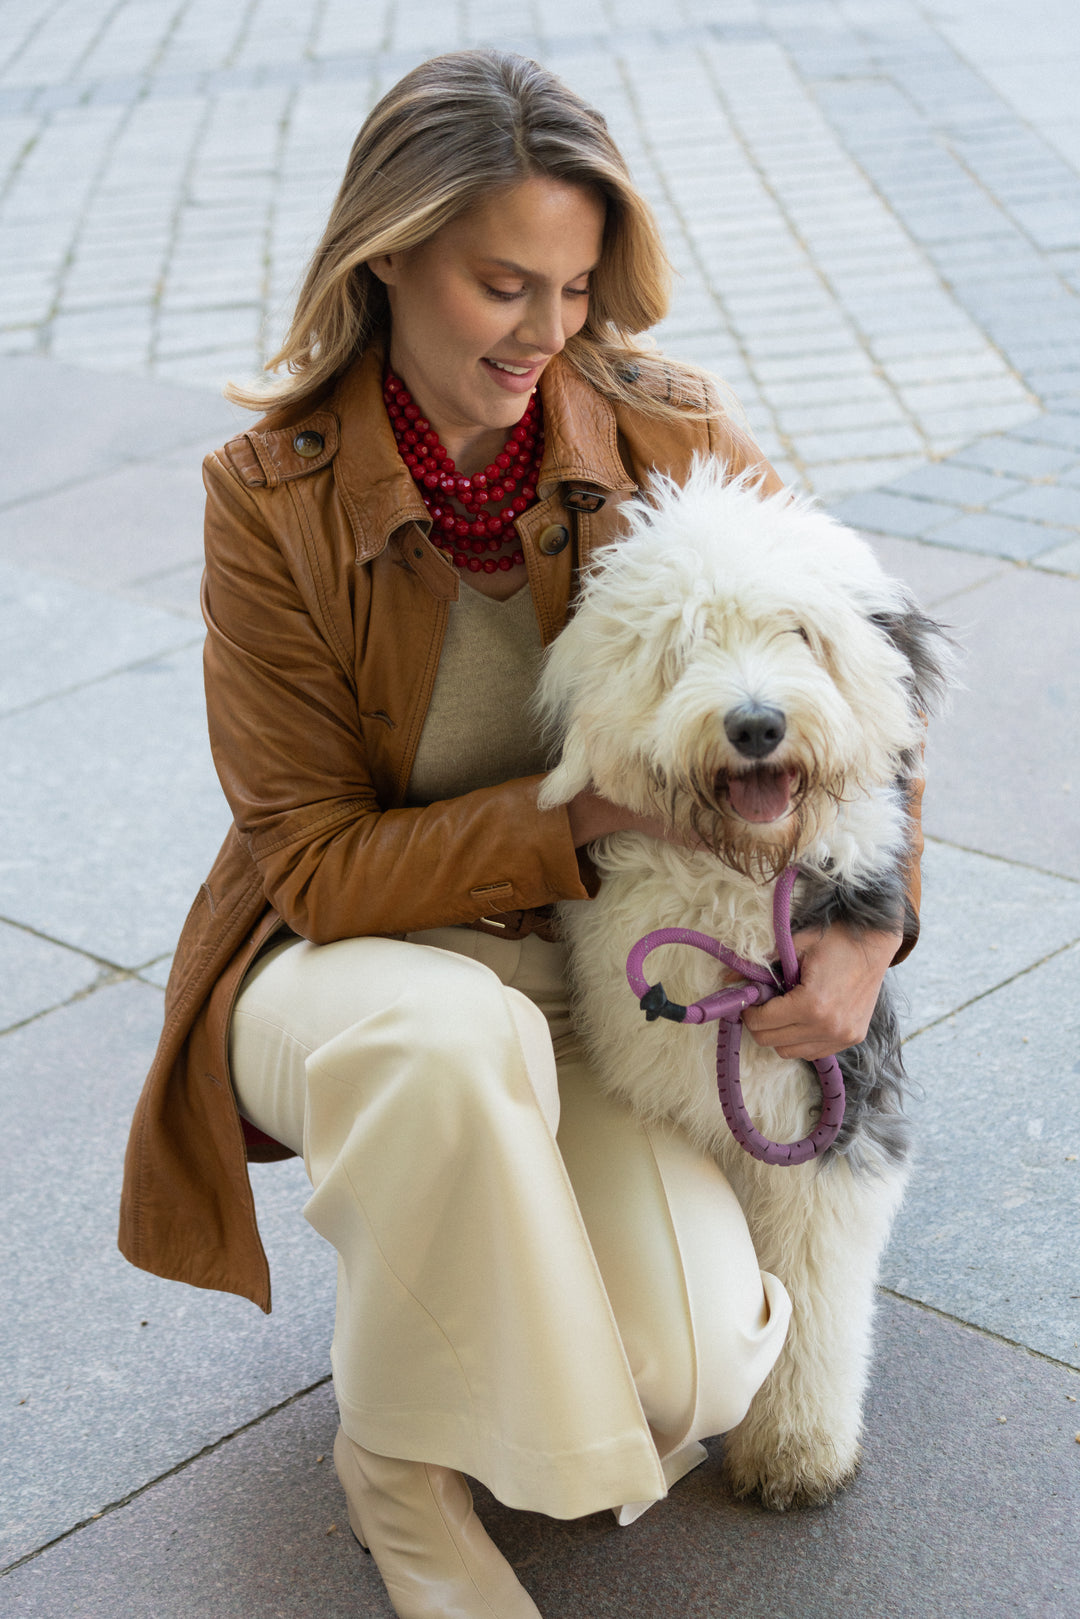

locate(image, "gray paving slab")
[[995, 481, 1080, 530], [3, 1299, 1077, 1618], [0, 558, 200, 714], [1034, 537, 1080, 576], [126, 559, 205, 621], [0, 356, 239, 509], [829, 488, 958, 540], [1, 642, 229, 965], [884, 940, 1080, 1366], [0, 979, 335, 1569], [0, 443, 214, 590], [923, 509, 1074, 560], [919, 565, 1080, 878], [0, 921, 104, 1032], [951, 435, 1078, 480], [858, 532, 1011, 608], [887, 461, 1026, 508], [893, 839, 1080, 1035]]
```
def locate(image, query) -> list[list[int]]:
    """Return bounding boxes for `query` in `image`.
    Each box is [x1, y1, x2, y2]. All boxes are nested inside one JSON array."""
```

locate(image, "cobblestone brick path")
[[4, 0, 1079, 515]]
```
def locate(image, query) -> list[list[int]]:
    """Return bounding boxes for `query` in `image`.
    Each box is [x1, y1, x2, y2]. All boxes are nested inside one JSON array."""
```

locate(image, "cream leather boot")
[[333, 1427, 542, 1619]]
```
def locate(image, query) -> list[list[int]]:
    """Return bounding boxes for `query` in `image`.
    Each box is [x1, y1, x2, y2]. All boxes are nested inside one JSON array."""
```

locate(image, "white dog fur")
[[536, 460, 953, 1511]]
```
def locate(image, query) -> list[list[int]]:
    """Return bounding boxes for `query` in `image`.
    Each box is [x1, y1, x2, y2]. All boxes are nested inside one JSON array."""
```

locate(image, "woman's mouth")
[[481, 357, 543, 392]]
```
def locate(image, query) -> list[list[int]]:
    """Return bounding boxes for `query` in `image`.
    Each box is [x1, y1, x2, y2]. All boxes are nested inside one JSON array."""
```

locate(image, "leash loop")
[[625, 866, 846, 1166]]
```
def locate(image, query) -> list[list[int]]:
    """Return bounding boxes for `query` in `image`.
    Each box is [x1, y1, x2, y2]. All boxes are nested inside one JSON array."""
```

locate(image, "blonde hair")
[[228, 49, 725, 422]]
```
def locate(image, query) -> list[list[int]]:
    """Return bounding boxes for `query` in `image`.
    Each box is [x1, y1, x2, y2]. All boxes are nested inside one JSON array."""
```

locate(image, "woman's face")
[[369, 175, 607, 470]]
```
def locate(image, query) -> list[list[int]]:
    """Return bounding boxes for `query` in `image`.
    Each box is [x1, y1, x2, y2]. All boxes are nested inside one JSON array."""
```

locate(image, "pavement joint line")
[[0, 962, 134, 1040], [0, 1370, 334, 1580], [877, 1286, 1080, 1377], [900, 932, 1080, 1048], [0, 419, 236, 517], [920, 832, 1080, 887], [0, 629, 205, 721]]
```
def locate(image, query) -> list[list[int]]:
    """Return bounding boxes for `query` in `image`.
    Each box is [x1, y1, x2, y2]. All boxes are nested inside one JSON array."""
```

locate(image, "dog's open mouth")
[[723, 766, 798, 824]]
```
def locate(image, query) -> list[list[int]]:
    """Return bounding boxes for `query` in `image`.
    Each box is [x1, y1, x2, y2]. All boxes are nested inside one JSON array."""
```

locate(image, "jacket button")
[[537, 523, 570, 556], [293, 430, 324, 458]]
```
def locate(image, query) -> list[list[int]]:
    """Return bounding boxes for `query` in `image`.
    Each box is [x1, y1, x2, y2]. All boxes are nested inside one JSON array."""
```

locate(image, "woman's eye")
[[483, 284, 525, 302]]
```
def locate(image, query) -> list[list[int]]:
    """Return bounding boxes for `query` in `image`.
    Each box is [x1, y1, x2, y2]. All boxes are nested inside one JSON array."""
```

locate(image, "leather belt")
[[466, 904, 561, 943]]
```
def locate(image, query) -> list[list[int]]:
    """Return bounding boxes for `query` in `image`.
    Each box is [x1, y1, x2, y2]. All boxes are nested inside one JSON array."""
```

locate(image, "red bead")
[[472, 518, 488, 538], [497, 556, 513, 571], [522, 485, 536, 502], [486, 537, 501, 552], [402, 429, 418, 445], [472, 473, 487, 489], [415, 417, 429, 433], [467, 557, 482, 572], [454, 519, 470, 538], [483, 559, 498, 573], [453, 553, 468, 568], [403, 404, 420, 421], [488, 485, 506, 502], [495, 452, 512, 469], [439, 513, 455, 532], [422, 431, 438, 447], [422, 472, 440, 489], [439, 476, 455, 493], [511, 496, 528, 514], [402, 452, 418, 467]]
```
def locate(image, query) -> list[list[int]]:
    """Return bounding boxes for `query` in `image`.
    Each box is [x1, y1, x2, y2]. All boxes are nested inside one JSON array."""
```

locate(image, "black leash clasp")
[[638, 982, 688, 1023]]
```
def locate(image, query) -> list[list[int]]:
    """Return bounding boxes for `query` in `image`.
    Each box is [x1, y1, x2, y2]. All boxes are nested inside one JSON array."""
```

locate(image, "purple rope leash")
[[625, 867, 846, 1166]]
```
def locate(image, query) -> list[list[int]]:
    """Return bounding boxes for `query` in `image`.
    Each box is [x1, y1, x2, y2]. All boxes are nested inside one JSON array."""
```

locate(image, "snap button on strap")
[[293, 430, 325, 458]]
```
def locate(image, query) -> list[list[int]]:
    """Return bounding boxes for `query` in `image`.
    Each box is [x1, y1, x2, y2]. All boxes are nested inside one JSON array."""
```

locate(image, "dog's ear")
[[536, 723, 594, 809], [869, 596, 958, 715]]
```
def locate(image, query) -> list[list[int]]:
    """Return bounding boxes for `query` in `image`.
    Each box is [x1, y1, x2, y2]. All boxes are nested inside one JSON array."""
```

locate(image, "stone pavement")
[[1, 3, 1078, 1616]]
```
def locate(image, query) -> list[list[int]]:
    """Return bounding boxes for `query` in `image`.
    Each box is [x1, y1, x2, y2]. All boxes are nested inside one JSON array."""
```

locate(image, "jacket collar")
[[329, 342, 636, 565]]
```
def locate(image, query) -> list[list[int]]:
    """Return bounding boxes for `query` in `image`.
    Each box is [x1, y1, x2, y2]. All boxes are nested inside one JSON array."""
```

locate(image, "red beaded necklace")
[[383, 369, 543, 572]]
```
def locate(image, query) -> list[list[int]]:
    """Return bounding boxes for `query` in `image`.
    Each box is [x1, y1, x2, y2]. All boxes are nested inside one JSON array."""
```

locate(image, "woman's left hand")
[[741, 922, 902, 1061]]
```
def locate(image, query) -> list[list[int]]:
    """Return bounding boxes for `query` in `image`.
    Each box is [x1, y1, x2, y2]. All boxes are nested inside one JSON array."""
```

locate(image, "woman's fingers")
[[742, 922, 902, 1059]]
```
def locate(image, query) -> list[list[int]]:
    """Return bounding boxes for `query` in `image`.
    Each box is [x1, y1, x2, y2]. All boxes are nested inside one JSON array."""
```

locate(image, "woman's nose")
[[515, 293, 568, 357]]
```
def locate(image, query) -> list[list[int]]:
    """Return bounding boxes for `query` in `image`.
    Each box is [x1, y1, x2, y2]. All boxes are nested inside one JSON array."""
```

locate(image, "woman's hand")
[[741, 922, 902, 1061], [565, 787, 692, 848]]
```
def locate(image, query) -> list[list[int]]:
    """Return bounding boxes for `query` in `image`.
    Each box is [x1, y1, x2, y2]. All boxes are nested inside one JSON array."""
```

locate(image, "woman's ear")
[[366, 253, 400, 287]]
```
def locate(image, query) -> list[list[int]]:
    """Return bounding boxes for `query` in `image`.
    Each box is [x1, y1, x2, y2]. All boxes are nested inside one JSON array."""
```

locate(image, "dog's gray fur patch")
[[792, 861, 914, 1171], [871, 597, 956, 714]]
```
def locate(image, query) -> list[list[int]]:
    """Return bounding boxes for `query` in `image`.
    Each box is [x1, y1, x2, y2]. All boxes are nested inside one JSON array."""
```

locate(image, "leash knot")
[[625, 867, 846, 1166]]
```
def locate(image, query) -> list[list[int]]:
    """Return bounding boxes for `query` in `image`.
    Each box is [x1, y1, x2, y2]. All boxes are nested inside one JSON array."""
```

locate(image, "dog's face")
[[537, 461, 951, 877]]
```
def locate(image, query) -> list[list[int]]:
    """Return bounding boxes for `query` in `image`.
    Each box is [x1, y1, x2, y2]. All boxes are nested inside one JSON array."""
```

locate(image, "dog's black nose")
[[724, 702, 786, 759]]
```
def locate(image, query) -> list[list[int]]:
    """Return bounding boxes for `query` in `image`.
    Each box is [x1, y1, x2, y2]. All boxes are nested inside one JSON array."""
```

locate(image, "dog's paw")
[[721, 1428, 860, 1512]]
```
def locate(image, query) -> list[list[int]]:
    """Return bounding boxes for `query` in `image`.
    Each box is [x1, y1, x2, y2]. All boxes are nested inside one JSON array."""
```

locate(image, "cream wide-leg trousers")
[[228, 925, 790, 1523]]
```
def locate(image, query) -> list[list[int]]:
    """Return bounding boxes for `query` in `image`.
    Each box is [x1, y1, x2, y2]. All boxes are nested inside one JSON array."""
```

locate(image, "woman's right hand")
[[565, 788, 684, 849]]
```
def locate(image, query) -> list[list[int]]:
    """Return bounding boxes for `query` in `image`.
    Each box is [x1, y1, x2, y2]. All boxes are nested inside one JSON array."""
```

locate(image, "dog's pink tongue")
[[728, 768, 795, 823]]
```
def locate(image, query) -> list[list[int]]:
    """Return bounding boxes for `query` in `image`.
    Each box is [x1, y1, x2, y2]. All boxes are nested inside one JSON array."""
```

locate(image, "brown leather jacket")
[[118, 344, 923, 1311]]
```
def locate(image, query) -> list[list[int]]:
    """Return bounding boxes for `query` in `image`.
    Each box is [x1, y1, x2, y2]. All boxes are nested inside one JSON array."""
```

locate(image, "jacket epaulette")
[[222, 410, 339, 488]]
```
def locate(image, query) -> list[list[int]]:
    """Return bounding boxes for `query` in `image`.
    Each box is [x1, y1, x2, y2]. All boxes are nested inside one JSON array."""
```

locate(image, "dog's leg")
[[717, 1147, 908, 1510]]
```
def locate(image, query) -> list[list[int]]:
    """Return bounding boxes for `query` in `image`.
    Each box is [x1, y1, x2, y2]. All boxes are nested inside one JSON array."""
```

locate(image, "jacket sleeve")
[[200, 454, 594, 944]]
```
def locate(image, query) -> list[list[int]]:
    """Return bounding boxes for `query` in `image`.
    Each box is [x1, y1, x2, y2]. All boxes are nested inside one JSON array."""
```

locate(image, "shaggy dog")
[[536, 461, 952, 1511]]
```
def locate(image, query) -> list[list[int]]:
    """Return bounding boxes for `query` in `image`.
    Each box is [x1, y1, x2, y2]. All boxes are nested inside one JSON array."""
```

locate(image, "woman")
[[119, 49, 918, 1619]]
